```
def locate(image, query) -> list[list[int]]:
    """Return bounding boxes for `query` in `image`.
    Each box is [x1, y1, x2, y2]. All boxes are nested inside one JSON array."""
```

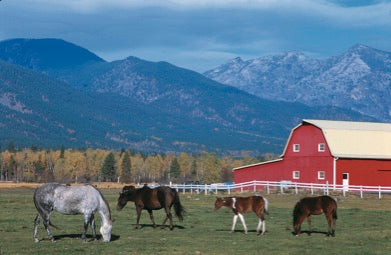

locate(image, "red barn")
[[234, 119, 391, 187]]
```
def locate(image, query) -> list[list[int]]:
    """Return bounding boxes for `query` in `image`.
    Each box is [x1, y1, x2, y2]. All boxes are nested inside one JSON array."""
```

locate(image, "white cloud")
[[12, 0, 391, 27]]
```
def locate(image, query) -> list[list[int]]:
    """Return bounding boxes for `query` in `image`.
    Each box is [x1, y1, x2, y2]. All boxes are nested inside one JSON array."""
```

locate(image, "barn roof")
[[302, 119, 391, 159]]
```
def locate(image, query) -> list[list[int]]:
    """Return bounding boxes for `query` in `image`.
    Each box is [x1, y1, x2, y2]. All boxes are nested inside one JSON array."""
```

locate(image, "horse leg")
[[256, 214, 266, 235], [237, 213, 248, 234], [33, 214, 41, 243], [160, 216, 168, 229], [42, 213, 55, 242], [82, 213, 93, 243], [135, 207, 142, 229], [331, 217, 336, 237], [307, 215, 312, 236], [231, 214, 238, 233], [326, 213, 333, 237], [90, 214, 97, 241], [147, 209, 157, 228], [164, 206, 174, 230]]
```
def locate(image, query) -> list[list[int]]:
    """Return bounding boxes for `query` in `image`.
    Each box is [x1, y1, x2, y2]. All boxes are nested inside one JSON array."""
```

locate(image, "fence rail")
[[164, 180, 391, 199]]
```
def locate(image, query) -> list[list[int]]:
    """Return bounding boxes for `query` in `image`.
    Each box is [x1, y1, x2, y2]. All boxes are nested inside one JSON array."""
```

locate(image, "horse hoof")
[[34, 239, 40, 243], [51, 239, 56, 243]]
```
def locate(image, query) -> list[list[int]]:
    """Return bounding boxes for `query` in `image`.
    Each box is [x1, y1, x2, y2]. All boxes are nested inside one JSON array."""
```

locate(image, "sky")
[[0, 0, 390, 72]]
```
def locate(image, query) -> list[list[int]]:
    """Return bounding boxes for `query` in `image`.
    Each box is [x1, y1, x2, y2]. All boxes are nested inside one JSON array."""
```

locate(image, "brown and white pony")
[[117, 185, 184, 230], [292, 195, 337, 237], [214, 195, 268, 235]]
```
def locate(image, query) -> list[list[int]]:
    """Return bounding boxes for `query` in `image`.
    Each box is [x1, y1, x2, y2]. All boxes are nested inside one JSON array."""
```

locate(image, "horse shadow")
[[291, 230, 329, 236], [52, 233, 120, 242], [215, 229, 265, 234], [131, 223, 185, 230]]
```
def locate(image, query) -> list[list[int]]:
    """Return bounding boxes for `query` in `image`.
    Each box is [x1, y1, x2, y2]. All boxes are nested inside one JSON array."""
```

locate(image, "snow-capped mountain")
[[204, 44, 391, 121]]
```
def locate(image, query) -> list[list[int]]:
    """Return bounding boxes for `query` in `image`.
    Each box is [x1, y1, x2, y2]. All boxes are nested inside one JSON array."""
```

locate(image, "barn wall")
[[337, 159, 391, 186], [234, 124, 335, 185]]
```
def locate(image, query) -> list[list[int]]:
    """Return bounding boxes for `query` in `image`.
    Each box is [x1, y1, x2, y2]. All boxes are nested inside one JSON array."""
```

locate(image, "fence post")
[[205, 184, 207, 195], [228, 185, 231, 195], [379, 186, 382, 199], [253, 181, 256, 193], [280, 183, 284, 194], [240, 184, 243, 193], [266, 181, 270, 195], [360, 186, 363, 198], [311, 184, 314, 195], [343, 187, 346, 197], [295, 183, 298, 195], [326, 181, 329, 196], [215, 185, 218, 195]]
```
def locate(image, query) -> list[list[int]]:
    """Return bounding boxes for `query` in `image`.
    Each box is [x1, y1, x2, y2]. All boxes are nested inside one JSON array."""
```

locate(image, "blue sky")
[[1, 0, 390, 72]]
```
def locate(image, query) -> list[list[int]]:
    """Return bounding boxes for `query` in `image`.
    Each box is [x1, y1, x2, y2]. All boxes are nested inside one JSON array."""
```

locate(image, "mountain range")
[[0, 38, 380, 155], [204, 44, 391, 122]]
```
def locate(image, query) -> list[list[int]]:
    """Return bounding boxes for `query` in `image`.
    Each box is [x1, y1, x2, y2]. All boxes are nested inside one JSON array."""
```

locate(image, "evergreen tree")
[[101, 152, 116, 182], [190, 160, 197, 179], [60, 145, 65, 159], [169, 158, 180, 180], [7, 155, 16, 181], [8, 141, 15, 153], [34, 158, 44, 182], [121, 151, 132, 183]]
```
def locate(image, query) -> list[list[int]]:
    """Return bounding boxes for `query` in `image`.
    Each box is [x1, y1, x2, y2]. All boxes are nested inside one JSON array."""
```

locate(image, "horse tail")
[[263, 197, 269, 215], [333, 200, 338, 220], [172, 189, 184, 221]]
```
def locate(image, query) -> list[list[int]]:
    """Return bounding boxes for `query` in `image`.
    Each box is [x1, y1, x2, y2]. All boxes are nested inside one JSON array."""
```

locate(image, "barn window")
[[293, 144, 300, 152], [318, 143, 325, 152], [293, 171, 300, 179], [318, 171, 325, 180]]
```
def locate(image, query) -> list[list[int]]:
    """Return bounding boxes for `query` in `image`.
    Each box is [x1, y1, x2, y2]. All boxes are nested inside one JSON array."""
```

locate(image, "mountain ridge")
[[204, 44, 391, 122], [0, 38, 379, 155]]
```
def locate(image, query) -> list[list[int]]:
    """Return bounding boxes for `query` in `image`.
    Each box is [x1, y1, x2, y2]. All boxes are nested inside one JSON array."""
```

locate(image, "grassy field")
[[1, 187, 391, 255]]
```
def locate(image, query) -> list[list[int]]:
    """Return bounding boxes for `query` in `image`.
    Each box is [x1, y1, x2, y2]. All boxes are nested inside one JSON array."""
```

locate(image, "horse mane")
[[89, 184, 111, 220]]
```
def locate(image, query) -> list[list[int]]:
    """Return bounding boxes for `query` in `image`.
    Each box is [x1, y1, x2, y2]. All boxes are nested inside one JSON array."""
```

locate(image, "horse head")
[[214, 197, 227, 211], [117, 187, 137, 210], [100, 220, 112, 242]]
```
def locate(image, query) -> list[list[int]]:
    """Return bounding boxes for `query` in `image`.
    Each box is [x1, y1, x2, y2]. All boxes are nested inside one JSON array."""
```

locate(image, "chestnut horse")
[[214, 195, 268, 235], [117, 185, 184, 230], [293, 195, 337, 236]]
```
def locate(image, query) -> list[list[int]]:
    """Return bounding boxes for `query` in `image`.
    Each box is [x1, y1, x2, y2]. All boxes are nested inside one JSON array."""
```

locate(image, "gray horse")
[[33, 183, 112, 243]]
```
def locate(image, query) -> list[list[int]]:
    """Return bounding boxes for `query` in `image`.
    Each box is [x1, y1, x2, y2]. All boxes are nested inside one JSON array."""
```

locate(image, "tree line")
[[0, 145, 276, 184]]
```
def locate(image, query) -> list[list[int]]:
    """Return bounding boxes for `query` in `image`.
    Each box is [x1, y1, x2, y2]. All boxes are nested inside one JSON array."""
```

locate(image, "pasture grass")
[[1, 187, 391, 255]]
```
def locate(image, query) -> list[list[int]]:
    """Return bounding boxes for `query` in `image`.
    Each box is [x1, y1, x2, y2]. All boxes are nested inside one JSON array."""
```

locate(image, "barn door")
[[342, 173, 349, 191]]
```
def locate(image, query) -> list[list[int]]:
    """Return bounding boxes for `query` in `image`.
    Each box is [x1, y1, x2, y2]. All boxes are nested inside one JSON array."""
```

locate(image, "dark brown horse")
[[214, 195, 268, 235], [117, 185, 184, 230], [293, 195, 337, 237]]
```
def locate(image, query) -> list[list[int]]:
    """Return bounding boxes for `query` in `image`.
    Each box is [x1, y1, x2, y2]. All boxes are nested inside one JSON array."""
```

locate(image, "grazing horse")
[[293, 195, 337, 237], [33, 183, 112, 243], [214, 195, 268, 235], [117, 185, 184, 230]]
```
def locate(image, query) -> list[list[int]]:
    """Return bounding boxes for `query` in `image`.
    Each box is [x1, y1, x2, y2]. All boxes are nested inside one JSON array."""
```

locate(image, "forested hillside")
[[0, 146, 273, 184]]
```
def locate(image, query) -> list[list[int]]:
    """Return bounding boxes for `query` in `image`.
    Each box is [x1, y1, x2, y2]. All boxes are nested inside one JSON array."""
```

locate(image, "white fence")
[[166, 180, 391, 199]]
